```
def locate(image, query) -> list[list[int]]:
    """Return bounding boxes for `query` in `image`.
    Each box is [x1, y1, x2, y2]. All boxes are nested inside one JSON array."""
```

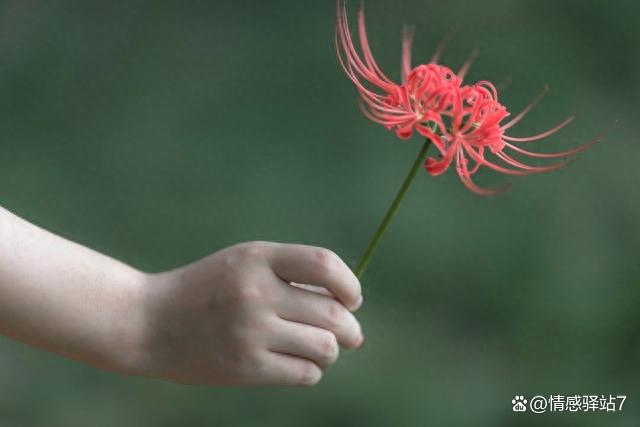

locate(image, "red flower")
[[336, 0, 466, 140], [336, 0, 598, 195], [422, 84, 597, 195]]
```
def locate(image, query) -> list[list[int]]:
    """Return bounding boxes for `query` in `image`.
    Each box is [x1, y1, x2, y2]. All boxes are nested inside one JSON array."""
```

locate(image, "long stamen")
[[456, 147, 509, 195], [503, 115, 575, 142], [462, 142, 535, 176], [429, 26, 458, 64], [337, 1, 396, 93], [495, 152, 567, 173], [459, 173, 508, 196], [401, 25, 415, 83], [359, 104, 416, 125], [496, 76, 513, 92], [357, 3, 394, 86], [504, 137, 597, 159], [458, 49, 479, 81], [501, 85, 550, 131]]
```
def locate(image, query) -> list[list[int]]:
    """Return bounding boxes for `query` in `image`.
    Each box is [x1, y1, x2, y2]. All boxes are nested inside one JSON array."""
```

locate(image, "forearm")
[[0, 206, 149, 374], [0, 207, 364, 387]]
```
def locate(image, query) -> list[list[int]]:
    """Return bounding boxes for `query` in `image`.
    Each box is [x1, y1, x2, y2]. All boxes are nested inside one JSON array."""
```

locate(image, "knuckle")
[[219, 242, 266, 274], [227, 283, 266, 309], [326, 302, 345, 328], [234, 242, 265, 260], [237, 284, 264, 301], [299, 363, 322, 387], [318, 332, 339, 362], [313, 248, 340, 273]]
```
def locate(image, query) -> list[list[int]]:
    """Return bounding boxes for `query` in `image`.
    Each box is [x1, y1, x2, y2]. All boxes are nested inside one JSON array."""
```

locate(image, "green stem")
[[355, 138, 432, 279]]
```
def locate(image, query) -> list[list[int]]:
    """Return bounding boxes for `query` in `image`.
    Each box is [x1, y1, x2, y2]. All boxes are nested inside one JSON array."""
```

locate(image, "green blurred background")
[[0, 0, 638, 425]]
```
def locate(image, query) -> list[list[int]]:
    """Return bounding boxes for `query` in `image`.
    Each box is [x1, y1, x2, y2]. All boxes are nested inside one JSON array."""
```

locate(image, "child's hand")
[[0, 208, 363, 388], [139, 242, 364, 387]]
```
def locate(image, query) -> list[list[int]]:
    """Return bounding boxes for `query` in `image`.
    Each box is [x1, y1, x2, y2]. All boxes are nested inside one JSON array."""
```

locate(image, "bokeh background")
[[0, 0, 638, 426]]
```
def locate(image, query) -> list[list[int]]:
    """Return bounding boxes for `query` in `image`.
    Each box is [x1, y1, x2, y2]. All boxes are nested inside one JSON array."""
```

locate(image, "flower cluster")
[[336, 0, 596, 195]]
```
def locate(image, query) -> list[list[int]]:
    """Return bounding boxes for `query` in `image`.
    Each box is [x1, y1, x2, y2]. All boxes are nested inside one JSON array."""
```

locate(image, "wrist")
[[101, 269, 157, 378]]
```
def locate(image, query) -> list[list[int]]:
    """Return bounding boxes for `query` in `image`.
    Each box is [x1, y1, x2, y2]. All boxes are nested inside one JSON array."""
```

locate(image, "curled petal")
[[474, 80, 499, 102], [425, 143, 457, 176], [395, 122, 415, 140], [416, 124, 447, 151]]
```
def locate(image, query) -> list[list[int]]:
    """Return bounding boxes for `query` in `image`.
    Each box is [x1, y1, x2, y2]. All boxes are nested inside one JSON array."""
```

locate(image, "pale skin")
[[0, 206, 364, 387]]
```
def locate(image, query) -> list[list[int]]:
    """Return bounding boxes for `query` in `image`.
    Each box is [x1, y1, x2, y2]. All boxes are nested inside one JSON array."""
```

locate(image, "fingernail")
[[353, 295, 364, 311], [357, 334, 366, 349]]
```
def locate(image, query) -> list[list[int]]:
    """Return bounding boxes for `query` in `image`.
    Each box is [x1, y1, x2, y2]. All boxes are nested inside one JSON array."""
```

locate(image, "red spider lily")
[[336, 0, 468, 140], [336, 0, 597, 195], [421, 84, 597, 195]]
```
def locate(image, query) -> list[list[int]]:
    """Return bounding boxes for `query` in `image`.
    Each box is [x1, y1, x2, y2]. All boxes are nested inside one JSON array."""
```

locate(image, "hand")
[[138, 242, 364, 387]]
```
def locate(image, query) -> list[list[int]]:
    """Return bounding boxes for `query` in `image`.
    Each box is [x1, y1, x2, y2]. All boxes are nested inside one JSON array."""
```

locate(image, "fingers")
[[259, 351, 323, 387], [262, 243, 362, 311], [269, 318, 340, 369], [277, 283, 363, 349]]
